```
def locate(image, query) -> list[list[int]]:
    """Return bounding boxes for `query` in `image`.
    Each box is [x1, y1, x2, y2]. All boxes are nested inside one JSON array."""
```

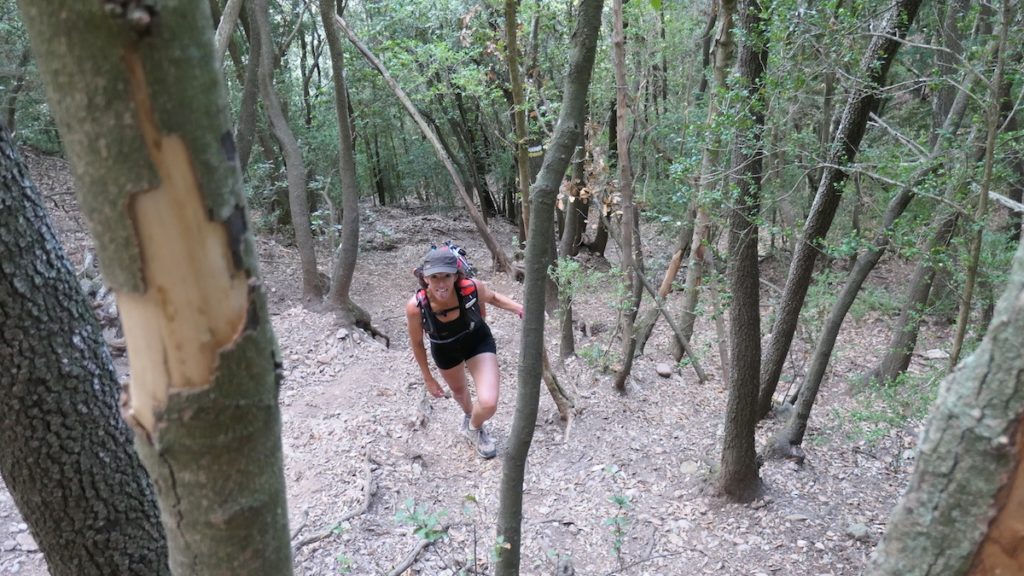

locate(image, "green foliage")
[[838, 369, 942, 445], [602, 464, 632, 566], [334, 553, 353, 574], [395, 498, 448, 543], [578, 343, 615, 373]]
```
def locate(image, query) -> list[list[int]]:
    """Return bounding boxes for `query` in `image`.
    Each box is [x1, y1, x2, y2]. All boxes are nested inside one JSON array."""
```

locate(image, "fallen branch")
[[636, 271, 708, 383]]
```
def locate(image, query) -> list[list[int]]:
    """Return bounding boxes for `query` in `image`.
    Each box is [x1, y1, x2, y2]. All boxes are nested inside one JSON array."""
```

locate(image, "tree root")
[[387, 523, 451, 576], [292, 452, 378, 553]]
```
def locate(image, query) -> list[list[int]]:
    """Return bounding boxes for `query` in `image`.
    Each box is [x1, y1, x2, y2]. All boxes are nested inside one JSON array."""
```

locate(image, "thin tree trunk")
[[19, 2, 294, 573], [675, 0, 736, 358], [757, 0, 924, 419], [336, 16, 513, 273], [496, 1, 604, 572], [718, 0, 766, 503], [611, 0, 641, 393], [635, 218, 691, 355], [3, 48, 30, 132], [866, 242, 1024, 576], [501, 7, 529, 227], [875, 209, 960, 384], [320, 0, 373, 331], [253, 0, 322, 303], [0, 122, 169, 576], [948, 3, 1009, 368], [777, 77, 974, 449], [214, 0, 246, 65], [235, 18, 261, 173]]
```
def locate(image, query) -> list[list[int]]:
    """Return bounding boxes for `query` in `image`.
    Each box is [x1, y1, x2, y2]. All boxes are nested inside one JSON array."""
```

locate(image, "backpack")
[[415, 278, 484, 343]]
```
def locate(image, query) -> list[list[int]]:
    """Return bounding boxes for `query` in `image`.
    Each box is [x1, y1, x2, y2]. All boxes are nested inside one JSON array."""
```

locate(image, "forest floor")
[[1, 152, 957, 576]]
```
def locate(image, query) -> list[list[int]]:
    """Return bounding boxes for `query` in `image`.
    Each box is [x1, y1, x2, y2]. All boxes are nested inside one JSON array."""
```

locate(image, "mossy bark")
[[867, 243, 1024, 575], [17, 2, 293, 574]]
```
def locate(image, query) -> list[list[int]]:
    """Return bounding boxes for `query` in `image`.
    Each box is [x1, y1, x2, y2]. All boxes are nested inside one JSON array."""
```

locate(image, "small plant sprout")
[[605, 493, 632, 567], [395, 498, 448, 543]]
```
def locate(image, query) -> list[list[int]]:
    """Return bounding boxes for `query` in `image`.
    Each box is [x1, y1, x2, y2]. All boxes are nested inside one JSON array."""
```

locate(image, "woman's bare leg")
[[438, 363, 473, 416], [465, 353, 499, 428]]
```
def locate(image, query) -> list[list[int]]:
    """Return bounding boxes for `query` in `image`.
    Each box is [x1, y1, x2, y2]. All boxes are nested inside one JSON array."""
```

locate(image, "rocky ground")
[[1, 152, 955, 575]]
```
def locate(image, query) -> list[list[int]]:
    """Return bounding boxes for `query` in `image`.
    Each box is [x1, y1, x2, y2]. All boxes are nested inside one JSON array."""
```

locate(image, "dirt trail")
[[1, 153, 954, 575]]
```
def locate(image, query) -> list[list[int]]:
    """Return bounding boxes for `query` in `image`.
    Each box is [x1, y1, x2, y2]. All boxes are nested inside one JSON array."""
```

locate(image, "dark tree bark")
[[866, 243, 1024, 576], [496, 1, 604, 572], [757, 0, 924, 418], [718, 0, 767, 503], [0, 123, 168, 576], [18, 1, 294, 572]]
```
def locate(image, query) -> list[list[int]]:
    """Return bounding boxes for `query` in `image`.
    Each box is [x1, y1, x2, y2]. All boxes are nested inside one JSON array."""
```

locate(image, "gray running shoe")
[[464, 424, 497, 459], [460, 413, 471, 434]]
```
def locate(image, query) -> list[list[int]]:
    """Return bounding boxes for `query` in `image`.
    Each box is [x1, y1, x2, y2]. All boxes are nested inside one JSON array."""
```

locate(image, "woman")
[[406, 246, 523, 459]]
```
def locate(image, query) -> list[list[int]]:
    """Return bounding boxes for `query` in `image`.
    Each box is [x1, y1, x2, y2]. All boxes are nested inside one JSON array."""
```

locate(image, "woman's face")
[[426, 272, 456, 300]]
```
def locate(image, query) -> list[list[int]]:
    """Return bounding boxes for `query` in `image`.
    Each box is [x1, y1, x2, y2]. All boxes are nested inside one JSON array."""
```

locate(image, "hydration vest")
[[416, 278, 484, 343]]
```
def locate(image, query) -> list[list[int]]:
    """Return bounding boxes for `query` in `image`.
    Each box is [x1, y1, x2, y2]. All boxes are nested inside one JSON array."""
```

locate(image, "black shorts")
[[430, 323, 497, 370]]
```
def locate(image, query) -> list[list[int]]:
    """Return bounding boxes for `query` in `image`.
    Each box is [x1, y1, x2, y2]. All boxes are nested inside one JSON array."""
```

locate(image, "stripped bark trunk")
[[18, 2, 294, 572]]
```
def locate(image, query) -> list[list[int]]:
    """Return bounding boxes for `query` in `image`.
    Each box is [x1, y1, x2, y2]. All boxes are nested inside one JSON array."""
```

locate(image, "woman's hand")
[[424, 375, 445, 398]]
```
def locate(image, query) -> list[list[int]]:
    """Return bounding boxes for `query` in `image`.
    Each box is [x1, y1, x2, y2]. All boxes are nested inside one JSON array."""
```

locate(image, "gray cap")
[[421, 249, 458, 276]]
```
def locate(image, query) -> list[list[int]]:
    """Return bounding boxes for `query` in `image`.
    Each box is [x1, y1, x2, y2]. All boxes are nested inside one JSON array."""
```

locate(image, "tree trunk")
[[214, 0, 246, 65], [675, 0, 736, 358], [3, 48, 30, 133], [875, 210, 959, 384], [948, 3, 1010, 368], [18, 2, 294, 573], [320, 0, 371, 330], [236, 13, 262, 173], [718, 0, 766, 503], [866, 243, 1024, 576], [610, 0, 641, 393], [336, 16, 513, 273], [505, 0, 532, 234], [777, 74, 974, 449], [0, 122, 169, 576], [757, 0, 923, 419], [496, 1, 603, 572], [253, 0, 322, 303]]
